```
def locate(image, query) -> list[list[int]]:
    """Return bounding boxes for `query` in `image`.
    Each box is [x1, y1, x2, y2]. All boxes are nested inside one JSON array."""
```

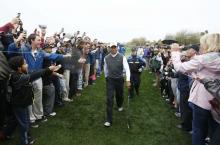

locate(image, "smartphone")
[[17, 13, 21, 18]]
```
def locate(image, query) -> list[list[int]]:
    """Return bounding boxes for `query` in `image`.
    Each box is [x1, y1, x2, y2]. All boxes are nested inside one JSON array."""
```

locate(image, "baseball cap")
[[187, 44, 200, 52]]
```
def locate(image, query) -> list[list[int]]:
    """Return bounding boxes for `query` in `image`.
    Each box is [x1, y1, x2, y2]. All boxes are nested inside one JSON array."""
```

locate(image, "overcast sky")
[[0, 0, 219, 42]]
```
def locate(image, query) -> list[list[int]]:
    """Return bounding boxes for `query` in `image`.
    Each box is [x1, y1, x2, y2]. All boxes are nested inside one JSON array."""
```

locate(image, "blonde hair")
[[11, 17, 20, 25], [200, 33, 220, 53]]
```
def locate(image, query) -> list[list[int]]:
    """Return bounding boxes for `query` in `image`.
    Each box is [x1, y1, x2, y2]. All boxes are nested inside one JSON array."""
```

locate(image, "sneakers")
[[175, 112, 181, 118], [63, 98, 73, 102], [118, 107, 123, 112], [205, 137, 210, 144], [30, 122, 39, 128], [27, 138, 36, 145], [165, 98, 170, 102], [104, 122, 111, 127], [176, 124, 183, 129], [188, 130, 193, 134], [55, 102, 65, 107], [76, 92, 81, 97], [153, 83, 157, 87], [36, 116, 47, 123], [48, 112, 56, 117]]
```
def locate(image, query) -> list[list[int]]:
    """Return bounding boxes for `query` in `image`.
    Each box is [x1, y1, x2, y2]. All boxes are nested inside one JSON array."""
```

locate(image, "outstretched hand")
[[49, 64, 62, 72]]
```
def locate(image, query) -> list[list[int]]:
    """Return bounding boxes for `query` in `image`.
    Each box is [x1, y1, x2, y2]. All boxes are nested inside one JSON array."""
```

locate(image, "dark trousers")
[[0, 80, 7, 129], [13, 107, 30, 145], [210, 124, 220, 145], [69, 73, 78, 98], [106, 78, 124, 123], [190, 103, 218, 145], [130, 73, 141, 97], [43, 84, 55, 115], [2, 107, 33, 145], [179, 91, 192, 131], [52, 77, 62, 105], [167, 79, 174, 104], [160, 78, 168, 96], [89, 64, 95, 85]]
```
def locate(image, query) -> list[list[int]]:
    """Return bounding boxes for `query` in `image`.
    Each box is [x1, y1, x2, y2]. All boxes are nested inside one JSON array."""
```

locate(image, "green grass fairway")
[[1, 71, 191, 145]]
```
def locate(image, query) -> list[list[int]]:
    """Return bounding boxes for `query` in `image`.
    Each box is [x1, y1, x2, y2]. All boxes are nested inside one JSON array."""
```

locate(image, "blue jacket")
[[118, 45, 126, 56], [8, 42, 63, 72], [89, 51, 96, 64], [127, 55, 146, 73], [95, 48, 100, 59], [177, 72, 190, 93]]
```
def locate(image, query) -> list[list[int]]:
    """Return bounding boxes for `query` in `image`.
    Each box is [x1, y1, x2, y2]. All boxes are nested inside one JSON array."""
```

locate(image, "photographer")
[[7, 32, 26, 59]]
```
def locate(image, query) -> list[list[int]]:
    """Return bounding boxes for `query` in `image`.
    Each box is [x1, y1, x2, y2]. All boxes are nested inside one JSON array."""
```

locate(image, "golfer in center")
[[104, 44, 131, 127]]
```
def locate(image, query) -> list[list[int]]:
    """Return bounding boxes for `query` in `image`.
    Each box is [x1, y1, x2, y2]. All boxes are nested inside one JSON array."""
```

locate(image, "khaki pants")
[[83, 63, 90, 87], [29, 78, 43, 122]]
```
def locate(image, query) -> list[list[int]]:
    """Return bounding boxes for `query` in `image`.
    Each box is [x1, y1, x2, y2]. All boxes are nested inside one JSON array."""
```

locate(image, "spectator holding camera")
[[171, 34, 220, 145], [0, 17, 19, 34]]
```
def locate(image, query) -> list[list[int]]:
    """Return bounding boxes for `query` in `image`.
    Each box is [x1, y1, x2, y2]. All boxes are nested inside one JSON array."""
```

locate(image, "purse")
[[201, 79, 220, 100], [201, 79, 220, 123]]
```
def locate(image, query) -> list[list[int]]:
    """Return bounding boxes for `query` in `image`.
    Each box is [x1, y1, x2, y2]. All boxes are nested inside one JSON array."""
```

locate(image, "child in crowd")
[[0, 56, 60, 145]]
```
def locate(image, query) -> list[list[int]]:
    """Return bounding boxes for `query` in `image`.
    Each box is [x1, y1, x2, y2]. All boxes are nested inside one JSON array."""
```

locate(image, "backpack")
[[151, 57, 161, 70]]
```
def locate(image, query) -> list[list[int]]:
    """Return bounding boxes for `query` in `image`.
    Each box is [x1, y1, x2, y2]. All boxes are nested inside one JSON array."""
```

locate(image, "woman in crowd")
[[171, 33, 220, 145]]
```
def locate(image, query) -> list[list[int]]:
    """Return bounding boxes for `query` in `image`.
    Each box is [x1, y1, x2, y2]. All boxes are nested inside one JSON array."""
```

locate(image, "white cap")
[[110, 42, 117, 47], [63, 37, 70, 42]]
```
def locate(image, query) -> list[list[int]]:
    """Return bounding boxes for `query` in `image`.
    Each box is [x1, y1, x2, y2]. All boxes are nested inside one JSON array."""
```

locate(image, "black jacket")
[[0, 52, 11, 80], [10, 68, 52, 107]]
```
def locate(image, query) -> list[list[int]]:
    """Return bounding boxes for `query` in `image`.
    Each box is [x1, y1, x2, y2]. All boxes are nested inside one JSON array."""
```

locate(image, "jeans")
[[179, 92, 192, 131], [69, 73, 78, 98], [190, 103, 217, 145], [13, 107, 30, 145], [52, 76, 63, 105], [43, 84, 55, 115]]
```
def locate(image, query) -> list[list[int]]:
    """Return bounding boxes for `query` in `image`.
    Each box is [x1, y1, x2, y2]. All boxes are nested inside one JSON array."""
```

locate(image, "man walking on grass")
[[104, 44, 131, 127]]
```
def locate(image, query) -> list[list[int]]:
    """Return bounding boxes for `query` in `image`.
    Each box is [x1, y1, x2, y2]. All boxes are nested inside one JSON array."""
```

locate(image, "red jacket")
[[0, 23, 14, 34]]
